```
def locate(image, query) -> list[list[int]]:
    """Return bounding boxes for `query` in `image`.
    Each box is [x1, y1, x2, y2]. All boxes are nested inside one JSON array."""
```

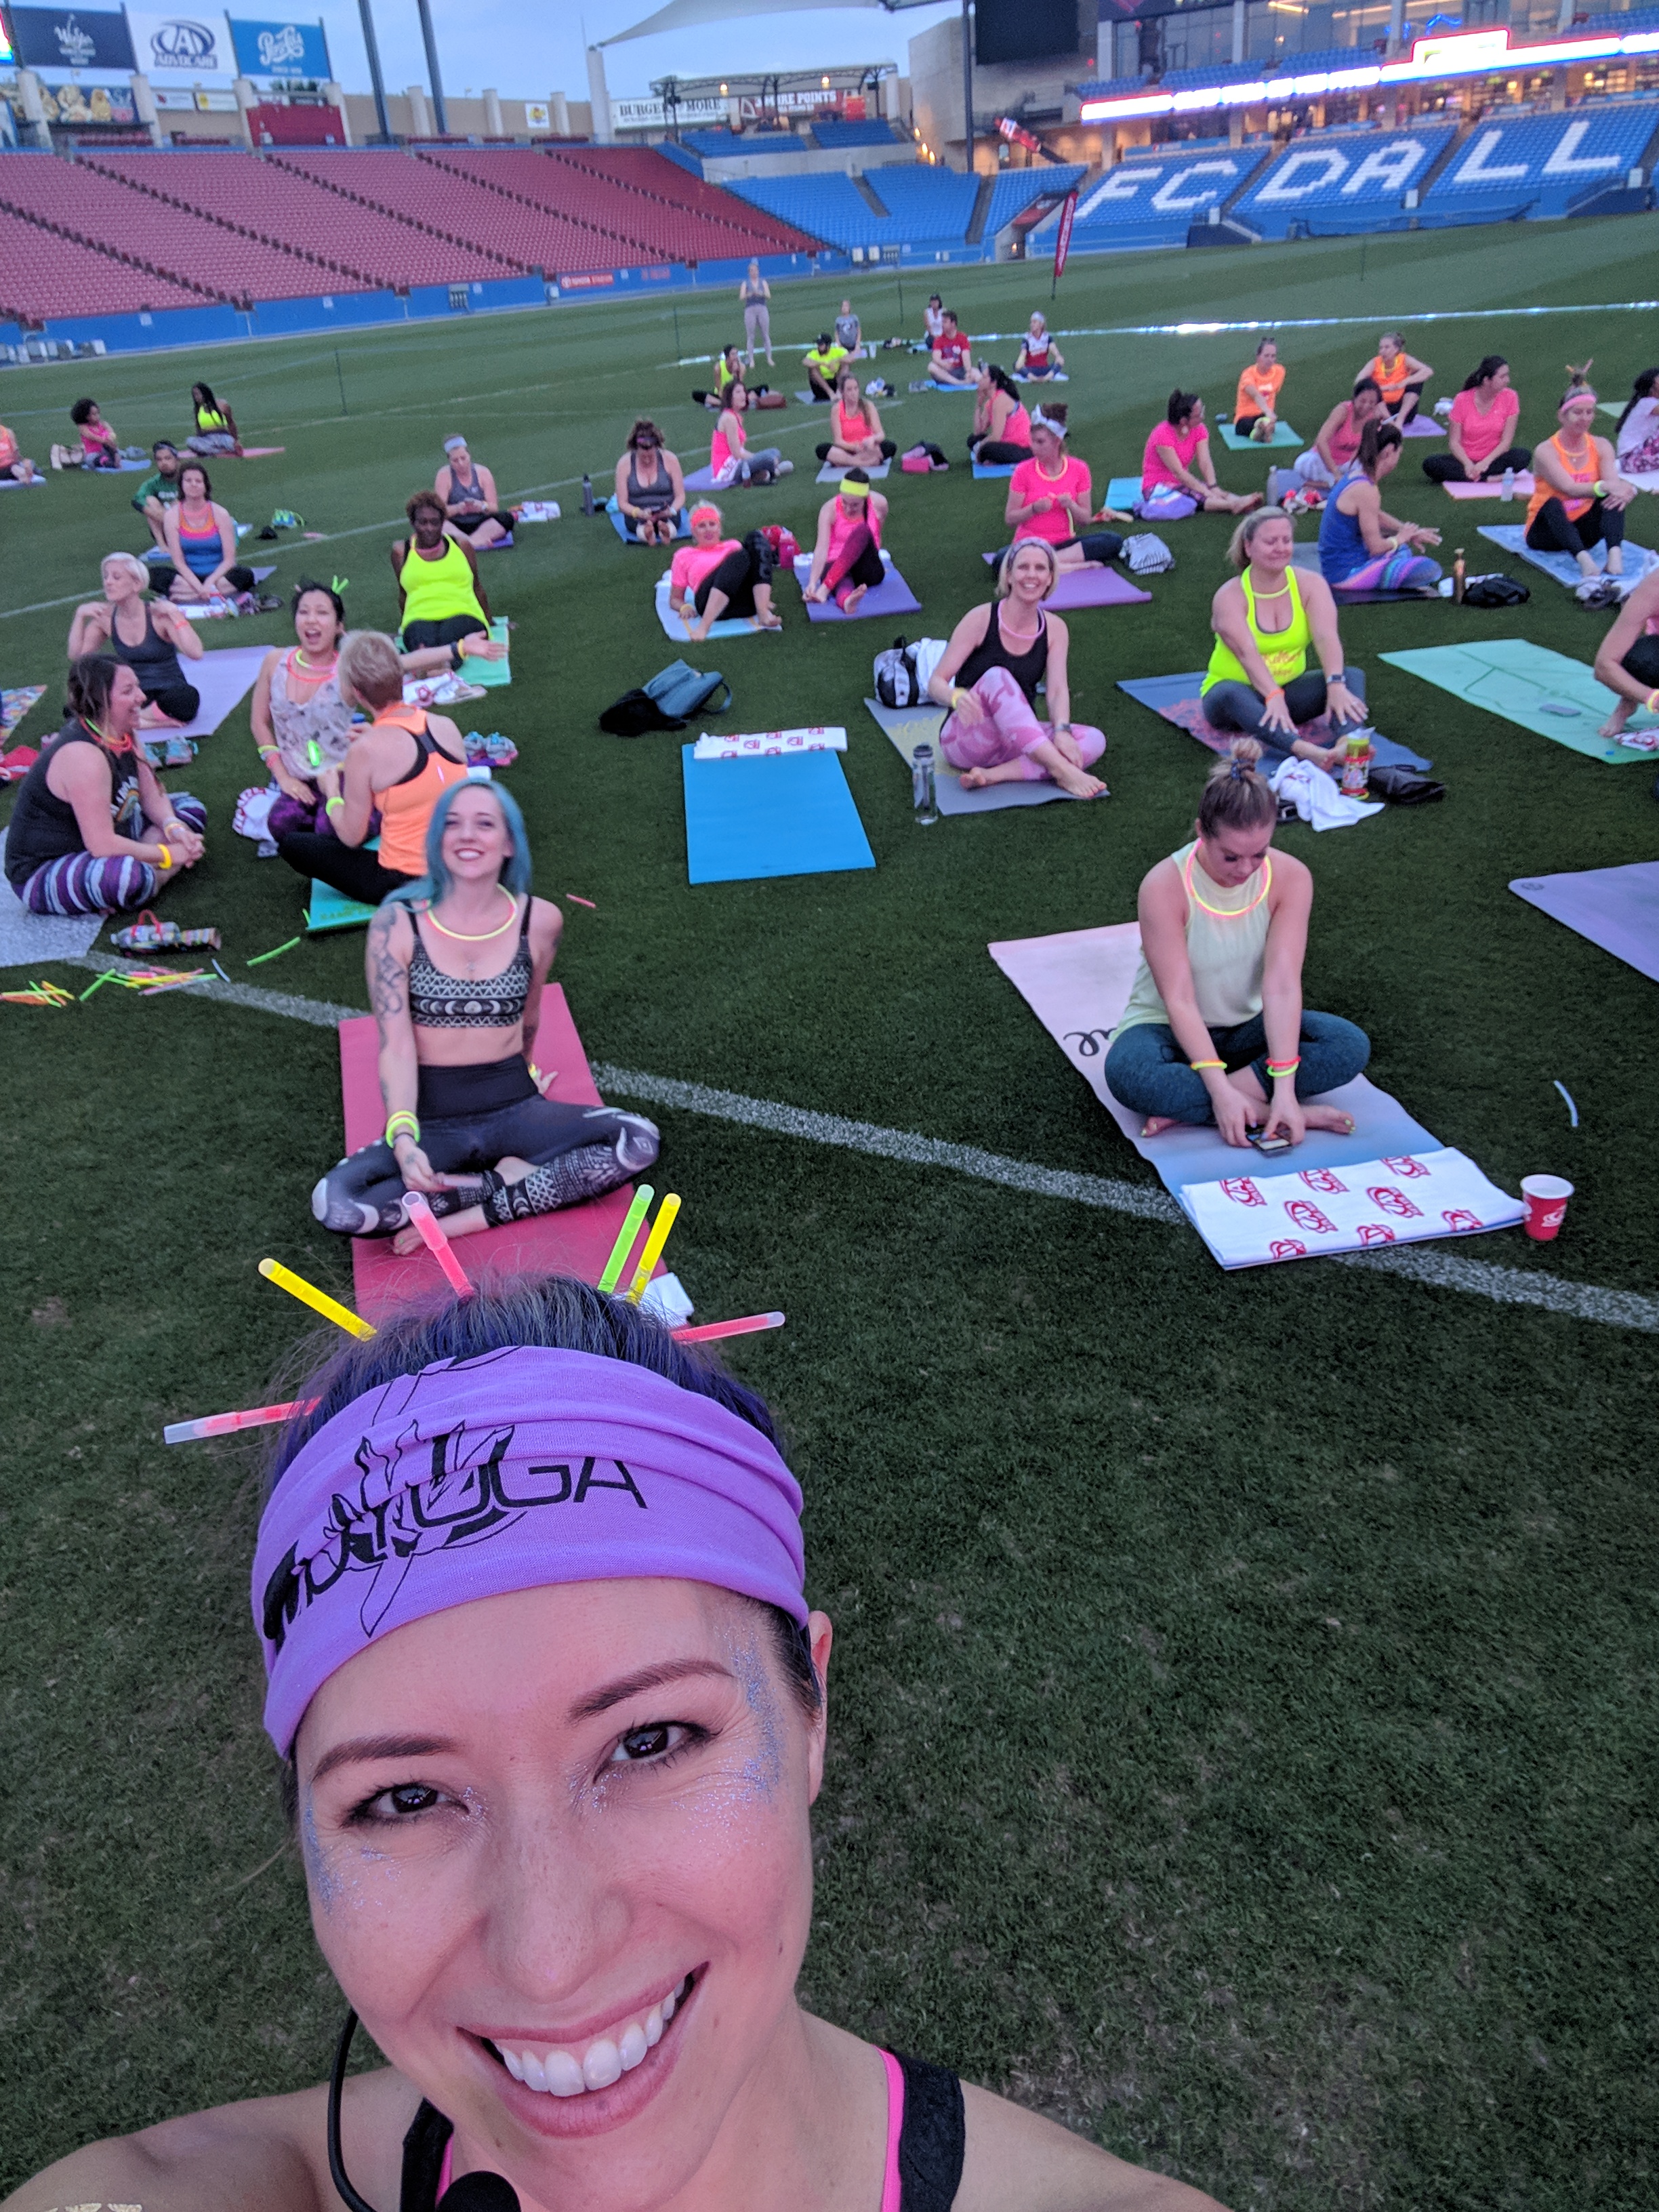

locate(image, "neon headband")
[[1559, 388, 1597, 413], [690, 502, 721, 525], [839, 479, 870, 499], [252, 1347, 806, 1754], [443, 436, 467, 453]]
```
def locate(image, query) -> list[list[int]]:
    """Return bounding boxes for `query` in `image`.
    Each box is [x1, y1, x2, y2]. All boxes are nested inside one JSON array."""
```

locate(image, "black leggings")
[[815, 438, 897, 462], [175, 563, 254, 595], [139, 679, 201, 722], [696, 530, 774, 619], [1422, 446, 1531, 483], [402, 613, 489, 653], [1382, 380, 1428, 419], [1204, 670, 1338, 766], [312, 1059, 661, 1235], [1527, 497, 1625, 556], [972, 438, 1034, 466], [276, 832, 416, 907], [1060, 531, 1124, 564], [451, 508, 515, 532], [1620, 633, 1659, 689]]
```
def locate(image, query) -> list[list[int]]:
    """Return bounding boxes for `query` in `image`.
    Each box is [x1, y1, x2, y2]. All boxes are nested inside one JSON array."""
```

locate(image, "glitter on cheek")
[[729, 1635, 782, 1802], [302, 1799, 344, 1914]]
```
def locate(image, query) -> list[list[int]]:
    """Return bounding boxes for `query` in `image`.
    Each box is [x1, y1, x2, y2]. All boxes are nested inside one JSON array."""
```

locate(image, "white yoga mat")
[[0, 831, 106, 962], [167, 644, 270, 739]]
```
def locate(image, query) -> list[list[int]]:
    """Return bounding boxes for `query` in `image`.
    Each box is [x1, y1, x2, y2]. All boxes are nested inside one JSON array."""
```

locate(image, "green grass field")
[[3, 218, 1656, 2210]]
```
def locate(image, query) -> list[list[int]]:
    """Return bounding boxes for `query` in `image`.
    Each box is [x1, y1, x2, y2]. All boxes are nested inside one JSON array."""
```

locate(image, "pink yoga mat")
[[339, 987, 649, 1319], [1443, 474, 1535, 500]]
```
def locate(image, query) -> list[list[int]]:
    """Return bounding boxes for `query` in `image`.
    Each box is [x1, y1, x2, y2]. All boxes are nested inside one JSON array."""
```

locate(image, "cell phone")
[[1247, 1128, 1293, 1156]]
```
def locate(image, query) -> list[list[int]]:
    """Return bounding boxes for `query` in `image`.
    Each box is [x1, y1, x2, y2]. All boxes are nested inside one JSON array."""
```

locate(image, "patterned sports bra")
[[407, 898, 533, 1029]]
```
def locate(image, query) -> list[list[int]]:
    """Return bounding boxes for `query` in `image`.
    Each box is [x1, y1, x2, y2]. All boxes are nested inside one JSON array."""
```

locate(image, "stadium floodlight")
[[356, 0, 391, 140]]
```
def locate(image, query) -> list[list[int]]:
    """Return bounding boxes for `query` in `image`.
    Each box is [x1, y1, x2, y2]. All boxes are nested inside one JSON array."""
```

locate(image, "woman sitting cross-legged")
[[1420, 355, 1531, 486], [1015, 310, 1064, 380], [276, 629, 469, 907], [1203, 507, 1368, 771], [926, 538, 1107, 800], [1143, 391, 1261, 517], [1005, 404, 1130, 573], [1318, 422, 1442, 593], [52, 396, 120, 471], [804, 469, 888, 613], [813, 372, 896, 470], [163, 460, 260, 605], [392, 489, 495, 653], [1527, 381, 1638, 593], [1592, 562, 1659, 739], [1232, 337, 1286, 443], [186, 380, 240, 455], [313, 778, 659, 1246], [712, 380, 790, 489], [1614, 366, 1659, 477], [968, 363, 1031, 466], [669, 502, 781, 639], [3, 655, 205, 917], [67, 550, 205, 726], [1103, 738, 1370, 1145], [613, 418, 687, 546], [436, 435, 516, 549]]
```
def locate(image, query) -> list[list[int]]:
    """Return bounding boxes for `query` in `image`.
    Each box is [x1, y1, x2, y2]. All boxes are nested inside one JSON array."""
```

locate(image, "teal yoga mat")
[[1217, 419, 1302, 451], [1106, 477, 1143, 510], [1378, 638, 1656, 763], [307, 878, 380, 933], [682, 746, 875, 884]]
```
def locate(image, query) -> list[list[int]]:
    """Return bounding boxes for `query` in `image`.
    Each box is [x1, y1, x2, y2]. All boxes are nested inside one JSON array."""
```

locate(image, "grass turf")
[[3, 220, 1657, 2211]]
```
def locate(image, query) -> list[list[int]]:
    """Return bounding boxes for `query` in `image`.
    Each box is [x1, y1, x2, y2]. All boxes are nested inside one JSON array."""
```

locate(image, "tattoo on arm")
[[367, 910, 407, 1024]]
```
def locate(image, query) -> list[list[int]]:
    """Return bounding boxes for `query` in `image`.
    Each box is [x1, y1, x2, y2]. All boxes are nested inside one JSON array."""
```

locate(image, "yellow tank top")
[[399, 535, 486, 630], [1113, 840, 1273, 1036], [1202, 567, 1311, 695]]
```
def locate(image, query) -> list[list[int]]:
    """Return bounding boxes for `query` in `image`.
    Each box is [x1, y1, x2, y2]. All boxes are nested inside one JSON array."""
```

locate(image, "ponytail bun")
[[1226, 736, 1263, 773], [1197, 735, 1276, 836]]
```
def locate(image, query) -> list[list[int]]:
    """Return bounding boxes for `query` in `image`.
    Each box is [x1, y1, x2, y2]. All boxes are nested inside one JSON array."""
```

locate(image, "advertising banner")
[[38, 78, 140, 122], [10, 7, 136, 70], [1052, 188, 1079, 281], [128, 9, 236, 75], [229, 16, 331, 77]]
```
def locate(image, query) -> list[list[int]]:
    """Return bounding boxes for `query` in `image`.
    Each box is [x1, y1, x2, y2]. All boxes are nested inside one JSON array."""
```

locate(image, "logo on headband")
[[262, 1420, 647, 1653]]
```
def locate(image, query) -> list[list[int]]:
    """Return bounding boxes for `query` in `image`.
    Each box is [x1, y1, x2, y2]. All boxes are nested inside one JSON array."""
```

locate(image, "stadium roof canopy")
[[602, 0, 940, 45], [649, 63, 897, 94]]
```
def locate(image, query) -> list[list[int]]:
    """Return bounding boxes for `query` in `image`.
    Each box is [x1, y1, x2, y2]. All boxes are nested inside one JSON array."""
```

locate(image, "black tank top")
[[107, 601, 184, 689], [3, 723, 144, 890], [397, 2052, 966, 2212], [955, 605, 1048, 703]]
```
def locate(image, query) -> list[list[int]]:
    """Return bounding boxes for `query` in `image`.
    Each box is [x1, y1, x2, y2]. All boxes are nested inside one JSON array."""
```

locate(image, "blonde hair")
[[1227, 504, 1293, 570], [101, 550, 152, 591], [996, 539, 1059, 600], [1198, 737, 1276, 836], [337, 628, 405, 710]]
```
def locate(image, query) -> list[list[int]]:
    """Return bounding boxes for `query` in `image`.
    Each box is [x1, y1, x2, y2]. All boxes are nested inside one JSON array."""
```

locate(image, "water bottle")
[[1452, 548, 1466, 605], [912, 743, 938, 825], [1500, 466, 1515, 503], [581, 472, 594, 516]]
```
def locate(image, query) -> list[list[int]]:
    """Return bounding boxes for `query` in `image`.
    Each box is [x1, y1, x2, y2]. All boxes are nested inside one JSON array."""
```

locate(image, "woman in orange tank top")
[[1359, 329, 1433, 426], [814, 372, 896, 470], [1525, 383, 1637, 592], [276, 629, 468, 908]]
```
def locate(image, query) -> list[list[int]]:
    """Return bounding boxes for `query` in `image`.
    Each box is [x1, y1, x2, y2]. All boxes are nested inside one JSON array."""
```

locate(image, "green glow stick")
[[247, 935, 301, 967], [598, 1185, 653, 1295]]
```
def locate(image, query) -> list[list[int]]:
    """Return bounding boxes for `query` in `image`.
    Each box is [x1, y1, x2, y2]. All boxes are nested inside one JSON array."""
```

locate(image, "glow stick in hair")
[[598, 1186, 654, 1294], [671, 1311, 785, 1345], [258, 1256, 377, 1339], [402, 1192, 473, 1297], [625, 1193, 682, 1304], [165, 1397, 318, 1445]]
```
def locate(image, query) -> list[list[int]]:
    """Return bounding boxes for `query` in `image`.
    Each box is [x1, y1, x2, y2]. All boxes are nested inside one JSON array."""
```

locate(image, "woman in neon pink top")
[[669, 500, 781, 638], [968, 363, 1033, 466], [16, 1286, 1233, 2212], [1005, 407, 1132, 573], [804, 469, 888, 612], [1142, 391, 1261, 516], [1422, 355, 1532, 486], [710, 380, 790, 489]]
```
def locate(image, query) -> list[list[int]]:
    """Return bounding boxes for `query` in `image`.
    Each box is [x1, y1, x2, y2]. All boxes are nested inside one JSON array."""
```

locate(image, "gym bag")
[[599, 660, 731, 737], [872, 635, 947, 708], [1462, 574, 1530, 608]]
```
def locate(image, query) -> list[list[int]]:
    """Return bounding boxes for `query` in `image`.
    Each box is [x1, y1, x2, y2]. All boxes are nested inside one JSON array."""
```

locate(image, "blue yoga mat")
[[972, 460, 1017, 479], [682, 747, 876, 885], [1116, 668, 1432, 773], [607, 496, 689, 544], [1107, 477, 1143, 510]]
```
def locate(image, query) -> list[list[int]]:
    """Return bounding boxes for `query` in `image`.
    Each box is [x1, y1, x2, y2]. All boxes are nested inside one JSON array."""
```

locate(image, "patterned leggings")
[[16, 795, 206, 914], [939, 665, 1105, 779], [1330, 547, 1441, 592]]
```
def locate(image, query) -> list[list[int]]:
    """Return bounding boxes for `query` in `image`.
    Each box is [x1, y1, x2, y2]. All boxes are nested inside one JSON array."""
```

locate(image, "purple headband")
[[252, 1346, 806, 1754]]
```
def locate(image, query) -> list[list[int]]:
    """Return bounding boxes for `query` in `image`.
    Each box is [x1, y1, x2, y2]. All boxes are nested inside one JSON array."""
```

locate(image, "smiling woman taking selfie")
[[7, 1282, 1229, 2212]]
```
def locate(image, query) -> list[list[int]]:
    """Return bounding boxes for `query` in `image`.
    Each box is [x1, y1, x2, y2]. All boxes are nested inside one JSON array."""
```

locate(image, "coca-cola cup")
[[1521, 1174, 1574, 1241]]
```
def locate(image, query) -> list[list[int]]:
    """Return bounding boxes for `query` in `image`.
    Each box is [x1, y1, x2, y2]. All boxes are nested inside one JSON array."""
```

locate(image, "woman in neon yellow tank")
[[1202, 506, 1366, 769], [1104, 739, 1370, 1149], [392, 489, 492, 654]]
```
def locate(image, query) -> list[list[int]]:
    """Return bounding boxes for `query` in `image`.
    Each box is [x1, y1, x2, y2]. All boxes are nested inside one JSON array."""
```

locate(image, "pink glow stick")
[[403, 1192, 474, 1296], [164, 1397, 317, 1445], [670, 1311, 785, 1345]]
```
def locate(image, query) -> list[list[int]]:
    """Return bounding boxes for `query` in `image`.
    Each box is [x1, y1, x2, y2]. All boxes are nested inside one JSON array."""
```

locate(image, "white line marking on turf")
[[30, 962, 1655, 1331]]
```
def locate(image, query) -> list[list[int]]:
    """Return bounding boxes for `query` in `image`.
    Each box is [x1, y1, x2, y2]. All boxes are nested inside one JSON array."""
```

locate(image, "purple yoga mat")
[[1510, 863, 1659, 984], [1401, 416, 1443, 437], [791, 554, 922, 622], [978, 551, 1151, 609]]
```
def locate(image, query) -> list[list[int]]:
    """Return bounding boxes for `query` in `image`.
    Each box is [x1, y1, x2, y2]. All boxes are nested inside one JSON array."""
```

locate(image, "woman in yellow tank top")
[[1104, 740, 1370, 1149], [1525, 383, 1637, 591], [392, 489, 493, 654], [1201, 508, 1366, 769]]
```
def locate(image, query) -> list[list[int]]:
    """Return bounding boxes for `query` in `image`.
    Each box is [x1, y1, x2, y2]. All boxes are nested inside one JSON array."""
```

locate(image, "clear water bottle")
[[912, 743, 938, 825], [1501, 466, 1515, 503], [581, 472, 595, 515]]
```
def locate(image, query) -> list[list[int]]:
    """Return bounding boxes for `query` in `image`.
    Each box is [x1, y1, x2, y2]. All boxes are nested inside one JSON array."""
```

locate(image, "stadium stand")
[[437, 144, 814, 261], [724, 169, 883, 247], [81, 148, 507, 290], [1030, 142, 1271, 252], [680, 127, 804, 157], [812, 119, 905, 148], [1231, 122, 1457, 239], [0, 200, 209, 319], [863, 164, 981, 243], [1418, 102, 1659, 222], [1074, 75, 1158, 100], [268, 148, 607, 271], [0, 148, 334, 301], [981, 164, 1086, 240]]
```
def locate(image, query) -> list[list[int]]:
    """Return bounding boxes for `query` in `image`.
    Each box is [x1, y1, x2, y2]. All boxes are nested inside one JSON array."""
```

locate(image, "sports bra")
[[370, 710, 469, 878], [956, 605, 1048, 703], [407, 898, 533, 1029], [398, 2050, 966, 2212]]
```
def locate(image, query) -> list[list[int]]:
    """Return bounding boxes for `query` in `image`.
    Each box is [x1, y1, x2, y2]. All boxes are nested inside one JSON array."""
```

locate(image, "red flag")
[[1052, 188, 1079, 283]]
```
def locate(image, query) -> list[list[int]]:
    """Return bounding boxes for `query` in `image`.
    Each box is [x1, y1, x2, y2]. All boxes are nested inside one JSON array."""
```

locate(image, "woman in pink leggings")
[[804, 468, 888, 612], [926, 539, 1108, 799]]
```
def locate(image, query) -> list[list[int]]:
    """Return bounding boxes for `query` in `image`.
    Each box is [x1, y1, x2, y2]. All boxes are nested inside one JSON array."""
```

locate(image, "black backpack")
[[599, 659, 731, 736], [1462, 573, 1530, 608], [874, 636, 921, 708]]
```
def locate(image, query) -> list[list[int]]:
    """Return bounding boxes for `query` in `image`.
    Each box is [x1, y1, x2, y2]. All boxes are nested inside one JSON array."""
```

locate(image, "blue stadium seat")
[[1073, 75, 1154, 100], [723, 170, 895, 247], [1031, 143, 1270, 252], [1231, 122, 1456, 239], [1420, 102, 1659, 222], [681, 128, 803, 158], [863, 165, 982, 242], [981, 164, 1086, 239], [813, 119, 902, 148]]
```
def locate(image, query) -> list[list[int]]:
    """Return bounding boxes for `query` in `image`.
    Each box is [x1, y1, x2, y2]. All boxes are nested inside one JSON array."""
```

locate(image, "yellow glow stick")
[[597, 1185, 653, 1294], [625, 1193, 682, 1304], [258, 1256, 377, 1339]]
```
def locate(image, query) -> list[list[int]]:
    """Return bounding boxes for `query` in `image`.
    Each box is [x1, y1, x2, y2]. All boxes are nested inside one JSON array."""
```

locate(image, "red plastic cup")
[[1521, 1174, 1574, 1241]]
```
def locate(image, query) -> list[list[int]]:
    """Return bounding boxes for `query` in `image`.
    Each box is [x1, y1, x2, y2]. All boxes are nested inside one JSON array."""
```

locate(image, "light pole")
[[960, 0, 975, 173], [413, 0, 449, 136], [356, 0, 390, 140]]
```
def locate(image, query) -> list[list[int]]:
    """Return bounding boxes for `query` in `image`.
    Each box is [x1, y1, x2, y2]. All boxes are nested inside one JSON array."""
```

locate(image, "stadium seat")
[[861, 165, 981, 245], [812, 119, 904, 149], [981, 165, 1086, 241], [1420, 102, 1659, 222], [0, 198, 208, 319], [1231, 121, 1457, 239], [1030, 144, 1272, 252], [723, 171, 888, 249]]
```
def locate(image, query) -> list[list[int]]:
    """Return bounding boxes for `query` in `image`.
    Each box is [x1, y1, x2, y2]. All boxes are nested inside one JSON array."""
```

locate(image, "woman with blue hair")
[[312, 777, 659, 1252]]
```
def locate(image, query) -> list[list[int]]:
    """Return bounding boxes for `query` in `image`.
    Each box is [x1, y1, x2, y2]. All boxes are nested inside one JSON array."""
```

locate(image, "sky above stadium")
[[302, 0, 959, 101]]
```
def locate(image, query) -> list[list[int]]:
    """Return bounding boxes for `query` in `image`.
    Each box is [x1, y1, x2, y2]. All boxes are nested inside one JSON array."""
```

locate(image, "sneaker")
[[251, 593, 283, 613], [1576, 576, 1620, 607], [775, 458, 794, 477], [256, 838, 279, 858]]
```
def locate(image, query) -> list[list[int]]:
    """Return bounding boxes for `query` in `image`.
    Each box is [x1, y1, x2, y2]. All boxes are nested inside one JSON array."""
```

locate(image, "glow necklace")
[[1185, 847, 1271, 919], [426, 888, 518, 943], [294, 648, 338, 674]]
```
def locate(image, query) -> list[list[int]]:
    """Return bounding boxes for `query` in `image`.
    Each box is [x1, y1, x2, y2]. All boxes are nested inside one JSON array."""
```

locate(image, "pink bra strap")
[[436, 2135, 454, 2203], [879, 2048, 905, 2212]]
